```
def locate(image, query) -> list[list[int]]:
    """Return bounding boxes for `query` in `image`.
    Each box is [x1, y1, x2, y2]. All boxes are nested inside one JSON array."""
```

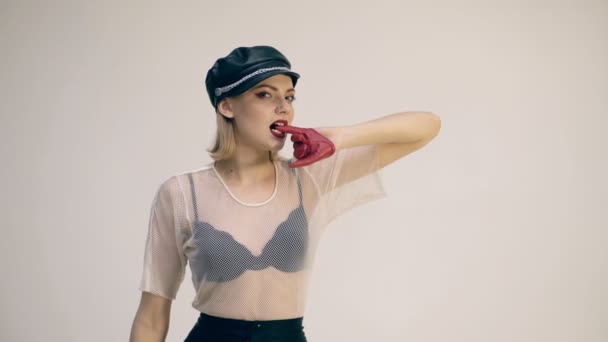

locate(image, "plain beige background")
[[1, 0, 607, 341]]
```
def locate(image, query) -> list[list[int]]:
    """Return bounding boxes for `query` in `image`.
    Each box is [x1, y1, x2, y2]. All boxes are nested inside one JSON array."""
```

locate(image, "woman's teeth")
[[270, 123, 286, 137]]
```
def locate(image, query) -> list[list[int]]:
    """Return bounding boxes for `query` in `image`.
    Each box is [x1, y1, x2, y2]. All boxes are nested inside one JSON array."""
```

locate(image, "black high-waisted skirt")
[[184, 312, 307, 342]]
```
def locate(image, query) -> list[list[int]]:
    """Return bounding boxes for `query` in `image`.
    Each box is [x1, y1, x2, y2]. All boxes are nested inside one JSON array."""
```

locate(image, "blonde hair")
[[207, 110, 280, 162]]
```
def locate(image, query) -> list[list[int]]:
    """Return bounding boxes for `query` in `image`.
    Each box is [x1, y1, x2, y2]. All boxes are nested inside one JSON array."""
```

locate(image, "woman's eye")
[[255, 91, 295, 102]]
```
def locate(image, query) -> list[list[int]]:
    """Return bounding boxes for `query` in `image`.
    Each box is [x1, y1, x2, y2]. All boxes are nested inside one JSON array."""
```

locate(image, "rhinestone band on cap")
[[214, 66, 292, 97]]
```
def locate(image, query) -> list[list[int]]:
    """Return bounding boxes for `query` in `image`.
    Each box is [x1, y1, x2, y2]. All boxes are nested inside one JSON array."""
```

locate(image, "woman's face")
[[220, 74, 296, 153]]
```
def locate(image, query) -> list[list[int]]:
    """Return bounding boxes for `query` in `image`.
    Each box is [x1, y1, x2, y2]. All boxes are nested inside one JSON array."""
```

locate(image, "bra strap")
[[187, 173, 199, 221], [295, 168, 303, 206]]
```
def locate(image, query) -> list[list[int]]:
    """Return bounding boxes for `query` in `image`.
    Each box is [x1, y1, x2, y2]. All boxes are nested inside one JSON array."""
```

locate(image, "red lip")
[[269, 120, 288, 138], [270, 119, 289, 128]]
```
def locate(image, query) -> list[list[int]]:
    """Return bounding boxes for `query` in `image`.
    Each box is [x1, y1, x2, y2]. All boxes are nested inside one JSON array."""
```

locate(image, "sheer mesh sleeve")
[[299, 143, 387, 227], [138, 175, 188, 300]]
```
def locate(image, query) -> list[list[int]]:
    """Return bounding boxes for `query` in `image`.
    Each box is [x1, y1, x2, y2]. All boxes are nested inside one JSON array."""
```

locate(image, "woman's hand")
[[275, 125, 336, 168]]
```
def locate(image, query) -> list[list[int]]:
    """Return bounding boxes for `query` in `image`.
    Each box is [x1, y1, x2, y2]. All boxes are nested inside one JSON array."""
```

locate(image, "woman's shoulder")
[[154, 163, 215, 192], [173, 162, 213, 180], [175, 162, 215, 177], [275, 155, 304, 177]]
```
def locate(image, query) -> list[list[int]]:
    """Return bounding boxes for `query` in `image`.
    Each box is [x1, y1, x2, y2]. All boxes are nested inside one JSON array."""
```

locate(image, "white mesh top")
[[138, 144, 387, 320]]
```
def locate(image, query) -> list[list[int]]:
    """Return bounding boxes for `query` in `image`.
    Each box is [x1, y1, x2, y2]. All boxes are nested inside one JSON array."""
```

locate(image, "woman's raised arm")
[[321, 111, 441, 170]]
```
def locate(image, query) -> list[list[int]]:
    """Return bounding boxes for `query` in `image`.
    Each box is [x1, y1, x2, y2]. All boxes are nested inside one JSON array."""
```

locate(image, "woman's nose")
[[274, 98, 290, 114]]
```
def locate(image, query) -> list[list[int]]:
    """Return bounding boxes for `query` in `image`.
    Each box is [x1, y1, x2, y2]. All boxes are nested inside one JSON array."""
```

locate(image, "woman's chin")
[[269, 131, 286, 144], [269, 140, 285, 150], [268, 143, 287, 155]]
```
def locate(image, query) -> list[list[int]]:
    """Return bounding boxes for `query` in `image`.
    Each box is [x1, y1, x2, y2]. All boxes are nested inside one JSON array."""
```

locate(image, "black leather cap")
[[205, 45, 300, 110]]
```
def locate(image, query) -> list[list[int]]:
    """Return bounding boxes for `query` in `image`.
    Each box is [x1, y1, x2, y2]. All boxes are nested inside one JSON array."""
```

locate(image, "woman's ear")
[[217, 98, 235, 119]]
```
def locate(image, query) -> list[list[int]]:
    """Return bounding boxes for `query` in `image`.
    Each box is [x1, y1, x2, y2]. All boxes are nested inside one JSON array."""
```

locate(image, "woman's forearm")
[[321, 111, 441, 150], [129, 317, 169, 342]]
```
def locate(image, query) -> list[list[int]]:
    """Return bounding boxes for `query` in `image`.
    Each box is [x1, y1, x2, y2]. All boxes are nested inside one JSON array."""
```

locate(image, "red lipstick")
[[270, 119, 288, 138]]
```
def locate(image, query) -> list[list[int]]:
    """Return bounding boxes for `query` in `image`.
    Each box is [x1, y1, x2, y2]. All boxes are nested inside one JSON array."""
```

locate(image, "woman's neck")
[[214, 151, 275, 186]]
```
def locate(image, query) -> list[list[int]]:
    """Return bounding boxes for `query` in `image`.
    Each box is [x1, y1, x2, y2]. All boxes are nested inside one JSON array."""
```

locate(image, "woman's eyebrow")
[[252, 84, 296, 92]]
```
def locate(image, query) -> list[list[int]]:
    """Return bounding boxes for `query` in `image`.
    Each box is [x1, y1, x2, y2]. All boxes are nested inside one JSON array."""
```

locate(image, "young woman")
[[129, 45, 441, 342]]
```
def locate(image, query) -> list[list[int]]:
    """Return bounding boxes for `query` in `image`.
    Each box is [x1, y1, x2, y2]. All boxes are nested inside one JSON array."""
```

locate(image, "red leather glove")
[[275, 125, 336, 168]]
